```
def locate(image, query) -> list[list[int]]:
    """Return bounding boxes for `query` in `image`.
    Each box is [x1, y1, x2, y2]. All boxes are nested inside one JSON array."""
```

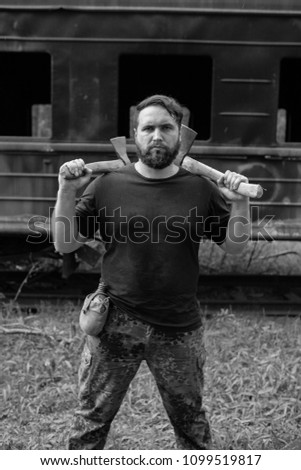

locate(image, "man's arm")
[[52, 159, 92, 253], [218, 170, 251, 254]]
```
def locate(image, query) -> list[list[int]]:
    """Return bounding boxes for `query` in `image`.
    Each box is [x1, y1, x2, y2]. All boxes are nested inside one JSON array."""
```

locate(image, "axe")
[[110, 136, 131, 165], [60, 138, 130, 177], [63, 126, 264, 199], [174, 124, 198, 165], [181, 156, 263, 198], [108, 125, 197, 165], [84, 124, 196, 174], [176, 126, 263, 198]]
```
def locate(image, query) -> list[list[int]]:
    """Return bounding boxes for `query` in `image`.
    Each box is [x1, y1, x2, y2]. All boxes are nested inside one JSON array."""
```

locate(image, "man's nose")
[[153, 128, 163, 141]]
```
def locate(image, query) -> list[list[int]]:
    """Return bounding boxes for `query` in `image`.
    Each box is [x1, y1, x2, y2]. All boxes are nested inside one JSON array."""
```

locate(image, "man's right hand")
[[58, 158, 92, 190]]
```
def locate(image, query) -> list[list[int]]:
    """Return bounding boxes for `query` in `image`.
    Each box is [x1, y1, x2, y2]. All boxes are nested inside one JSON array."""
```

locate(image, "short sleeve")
[[204, 181, 230, 245], [75, 178, 99, 238]]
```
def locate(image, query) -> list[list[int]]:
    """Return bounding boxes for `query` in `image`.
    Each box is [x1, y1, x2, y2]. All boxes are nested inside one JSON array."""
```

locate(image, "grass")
[[198, 239, 301, 275], [1, 302, 301, 450]]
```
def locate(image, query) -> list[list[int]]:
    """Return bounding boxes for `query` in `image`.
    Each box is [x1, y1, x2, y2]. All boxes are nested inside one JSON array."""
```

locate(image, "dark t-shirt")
[[76, 164, 230, 330]]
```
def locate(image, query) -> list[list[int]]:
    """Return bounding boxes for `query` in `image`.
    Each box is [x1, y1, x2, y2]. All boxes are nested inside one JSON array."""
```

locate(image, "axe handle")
[[85, 160, 125, 173], [65, 157, 263, 199], [182, 156, 263, 199]]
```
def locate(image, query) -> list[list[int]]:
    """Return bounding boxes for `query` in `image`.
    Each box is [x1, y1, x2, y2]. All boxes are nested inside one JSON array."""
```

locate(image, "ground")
[[1, 301, 301, 450]]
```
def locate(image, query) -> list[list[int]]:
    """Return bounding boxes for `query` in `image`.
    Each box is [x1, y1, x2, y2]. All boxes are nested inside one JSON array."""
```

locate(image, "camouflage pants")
[[68, 305, 211, 450]]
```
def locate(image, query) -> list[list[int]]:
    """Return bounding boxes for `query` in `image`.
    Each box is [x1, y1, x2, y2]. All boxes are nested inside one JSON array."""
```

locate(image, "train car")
[[1, 0, 301, 263]]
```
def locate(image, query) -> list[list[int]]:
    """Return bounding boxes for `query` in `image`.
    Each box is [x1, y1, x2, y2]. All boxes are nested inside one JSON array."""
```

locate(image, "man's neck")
[[135, 160, 179, 179]]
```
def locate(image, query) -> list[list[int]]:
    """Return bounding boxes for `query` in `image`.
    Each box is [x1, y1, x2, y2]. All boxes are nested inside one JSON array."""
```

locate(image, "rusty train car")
[[1, 0, 301, 259]]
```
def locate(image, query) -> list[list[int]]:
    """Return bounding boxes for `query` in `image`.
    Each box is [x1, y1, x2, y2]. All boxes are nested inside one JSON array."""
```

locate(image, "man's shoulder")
[[91, 163, 135, 186], [100, 163, 135, 179], [179, 166, 216, 188]]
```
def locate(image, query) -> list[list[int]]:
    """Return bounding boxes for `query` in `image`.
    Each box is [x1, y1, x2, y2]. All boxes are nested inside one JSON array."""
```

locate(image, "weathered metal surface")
[[1, 1, 301, 14], [0, 1, 301, 245], [0, 5, 299, 146]]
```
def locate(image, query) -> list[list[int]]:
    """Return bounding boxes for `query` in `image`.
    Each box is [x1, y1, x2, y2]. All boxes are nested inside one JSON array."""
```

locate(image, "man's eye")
[[143, 127, 153, 132]]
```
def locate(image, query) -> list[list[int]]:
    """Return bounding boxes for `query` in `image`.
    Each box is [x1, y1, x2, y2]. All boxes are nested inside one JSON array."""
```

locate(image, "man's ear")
[[133, 128, 137, 140]]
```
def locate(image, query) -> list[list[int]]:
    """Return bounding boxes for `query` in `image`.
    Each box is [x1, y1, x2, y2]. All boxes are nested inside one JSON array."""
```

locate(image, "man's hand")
[[58, 158, 92, 190], [217, 170, 249, 201]]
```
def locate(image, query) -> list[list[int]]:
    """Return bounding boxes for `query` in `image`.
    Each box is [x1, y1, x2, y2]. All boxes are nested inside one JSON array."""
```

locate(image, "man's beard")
[[136, 140, 180, 169]]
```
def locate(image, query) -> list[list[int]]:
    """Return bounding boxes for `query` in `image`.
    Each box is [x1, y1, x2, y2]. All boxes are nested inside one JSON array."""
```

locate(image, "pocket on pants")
[[82, 343, 92, 366], [78, 342, 94, 398], [196, 347, 206, 392], [86, 335, 101, 355], [198, 340, 206, 368]]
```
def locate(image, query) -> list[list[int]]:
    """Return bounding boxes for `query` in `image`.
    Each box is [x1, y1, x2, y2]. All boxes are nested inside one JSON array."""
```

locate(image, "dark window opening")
[[278, 58, 301, 143], [118, 54, 212, 139], [0, 52, 51, 137]]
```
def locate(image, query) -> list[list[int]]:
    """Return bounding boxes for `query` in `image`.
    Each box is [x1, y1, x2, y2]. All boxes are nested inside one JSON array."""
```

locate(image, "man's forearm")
[[223, 198, 251, 253], [52, 187, 85, 253]]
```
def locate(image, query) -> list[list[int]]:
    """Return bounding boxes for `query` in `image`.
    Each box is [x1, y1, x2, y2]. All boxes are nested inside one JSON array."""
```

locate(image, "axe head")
[[174, 125, 198, 166], [110, 136, 131, 165]]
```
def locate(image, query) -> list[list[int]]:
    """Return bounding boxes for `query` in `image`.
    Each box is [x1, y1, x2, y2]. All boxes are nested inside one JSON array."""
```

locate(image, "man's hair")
[[134, 94, 184, 129]]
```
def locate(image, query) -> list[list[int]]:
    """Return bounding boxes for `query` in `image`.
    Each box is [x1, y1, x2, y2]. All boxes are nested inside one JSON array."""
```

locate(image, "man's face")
[[134, 105, 181, 169]]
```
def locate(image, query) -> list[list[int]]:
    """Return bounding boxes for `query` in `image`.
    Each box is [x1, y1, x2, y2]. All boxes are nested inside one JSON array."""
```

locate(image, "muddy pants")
[[68, 305, 211, 450]]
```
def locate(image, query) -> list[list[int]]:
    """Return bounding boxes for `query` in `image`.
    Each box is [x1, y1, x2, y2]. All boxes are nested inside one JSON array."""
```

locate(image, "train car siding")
[[0, 1, 301, 246]]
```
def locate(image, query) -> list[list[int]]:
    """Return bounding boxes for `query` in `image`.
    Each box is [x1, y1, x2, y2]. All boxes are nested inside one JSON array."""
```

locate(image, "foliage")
[[198, 239, 301, 275], [1, 303, 301, 450]]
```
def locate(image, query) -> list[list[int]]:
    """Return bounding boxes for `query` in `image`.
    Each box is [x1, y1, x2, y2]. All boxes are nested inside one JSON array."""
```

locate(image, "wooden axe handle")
[[60, 159, 124, 179], [85, 158, 263, 198], [64, 158, 263, 198], [85, 160, 124, 173], [182, 156, 263, 199]]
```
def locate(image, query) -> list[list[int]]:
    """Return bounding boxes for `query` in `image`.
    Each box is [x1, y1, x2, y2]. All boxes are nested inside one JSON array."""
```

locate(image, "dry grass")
[[198, 239, 301, 275], [204, 309, 301, 450], [1, 302, 301, 450]]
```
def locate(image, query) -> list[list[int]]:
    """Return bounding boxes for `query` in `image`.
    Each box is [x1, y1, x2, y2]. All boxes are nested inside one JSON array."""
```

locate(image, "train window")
[[118, 54, 212, 140], [278, 58, 301, 143], [0, 52, 51, 138]]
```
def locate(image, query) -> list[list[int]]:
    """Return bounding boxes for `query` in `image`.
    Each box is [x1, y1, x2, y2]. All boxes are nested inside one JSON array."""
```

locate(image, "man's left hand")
[[217, 170, 249, 201]]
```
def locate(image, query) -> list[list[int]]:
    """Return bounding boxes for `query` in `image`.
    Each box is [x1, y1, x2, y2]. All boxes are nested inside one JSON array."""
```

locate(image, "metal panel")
[[1, 1, 301, 14], [0, 1, 301, 244], [1, 9, 301, 45]]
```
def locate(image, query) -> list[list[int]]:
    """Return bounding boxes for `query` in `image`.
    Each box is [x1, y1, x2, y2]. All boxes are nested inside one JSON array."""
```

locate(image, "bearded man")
[[53, 94, 250, 450]]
